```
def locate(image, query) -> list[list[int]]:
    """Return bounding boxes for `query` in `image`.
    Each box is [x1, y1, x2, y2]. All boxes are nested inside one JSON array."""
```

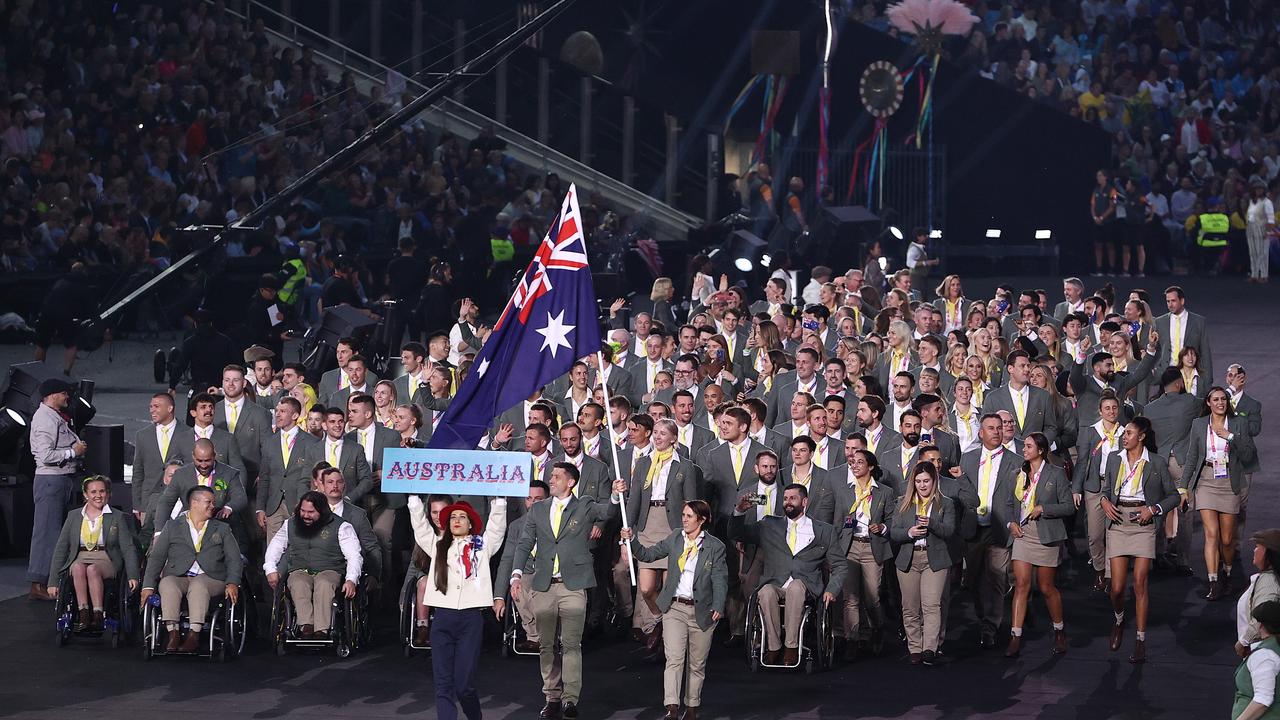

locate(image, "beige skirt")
[[1012, 520, 1060, 567], [638, 505, 673, 570], [73, 549, 116, 578], [1195, 464, 1240, 514], [1106, 510, 1156, 559]]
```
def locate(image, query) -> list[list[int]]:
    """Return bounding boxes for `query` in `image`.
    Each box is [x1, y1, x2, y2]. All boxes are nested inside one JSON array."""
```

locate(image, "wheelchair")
[[500, 590, 542, 658], [53, 571, 138, 648], [269, 570, 369, 658], [398, 565, 432, 657], [744, 584, 836, 674], [140, 581, 248, 662]]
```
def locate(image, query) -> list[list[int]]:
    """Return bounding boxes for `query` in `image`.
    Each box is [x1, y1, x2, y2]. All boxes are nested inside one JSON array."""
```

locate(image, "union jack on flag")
[[428, 184, 602, 450]]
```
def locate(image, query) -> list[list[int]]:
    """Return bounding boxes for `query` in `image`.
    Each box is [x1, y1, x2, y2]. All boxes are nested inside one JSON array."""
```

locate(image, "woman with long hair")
[[1101, 416, 1179, 663], [1031, 362, 1077, 457], [1177, 347, 1206, 399], [1006, 433, 1073, 657], [932, 275, 967, 333], [859, 339, 882, 374], [944, 344, 968, 380], [1037, 323, 1063, 366], [748, 349, 789, 400], [963, 355, 992, 408], [407, 493, 507, 719], [650, 276, 677, 328], [1182, 386, 1259, 600], [966, 305, 988, 332], [970, 328, 1005, 388], [890, 462, 956, 666], [373, 379, 398, 428], [395, 403, 426, 448], [838, 449, 895, 660]]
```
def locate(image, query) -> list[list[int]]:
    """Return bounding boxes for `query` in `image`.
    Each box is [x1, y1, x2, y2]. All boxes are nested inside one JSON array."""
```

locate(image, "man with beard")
[[730, 483, 846, 666], [264, 491, 363, 640], [856, 395, 900, 455], [188, 392, 245, 476], [877, 410, 925, 495], [1069, 329, 1160, 428]]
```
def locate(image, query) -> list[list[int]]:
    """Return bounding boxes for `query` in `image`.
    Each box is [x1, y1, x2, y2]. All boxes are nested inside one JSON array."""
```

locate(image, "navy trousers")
[[430, 607, 484, 720]]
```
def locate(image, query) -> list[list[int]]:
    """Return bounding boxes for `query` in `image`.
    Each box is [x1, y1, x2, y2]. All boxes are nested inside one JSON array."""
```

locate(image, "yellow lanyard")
[[1117, 458, 1146, 497], [1015, 465, 1043, 509], [849, 482, 873, 519], [914, 496, 933, 518], [190, 519, 209, 552], [677, 536, 698, 572]]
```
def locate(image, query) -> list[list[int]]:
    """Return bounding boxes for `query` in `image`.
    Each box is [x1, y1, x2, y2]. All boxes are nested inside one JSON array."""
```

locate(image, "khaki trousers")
[[964, 525, 1010, 636], [731, 547, 763, 637], [841, 540, 883, 637], [159, 574, 225, 628], [662, 601, 716, 707], [532, 582, 587, 703], [512, 571, 540, 643], [757, 581, 807, 651], [287, 569, 340, 632], [266, 504, 291, 545], [899, 551, 947, 653], [1085, 490, 1108, 573]]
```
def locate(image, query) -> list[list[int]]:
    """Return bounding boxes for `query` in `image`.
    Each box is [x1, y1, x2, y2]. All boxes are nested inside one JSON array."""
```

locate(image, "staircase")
[[215, 1, 702, 242]]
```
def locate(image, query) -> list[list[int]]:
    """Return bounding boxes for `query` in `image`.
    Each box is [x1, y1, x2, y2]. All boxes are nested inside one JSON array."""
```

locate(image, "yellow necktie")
[[1171, 315, 1182, 364], [228, 403, 239, 433], [328, 441, 338, 467], [787, 521, 797, 553], [678, 537, 696, 572], [339, 371, 349, 390], [159, 425, 171, 458], [765, 486, 775, 514], [764, 376, 773, 393], [281, 433, 293, 466], [1013, 389, 1026, 427], [679, 425, 690, 448], [645, 448, 674, 489], [198, 474, 212, 487], [550, 501, 564, 574], [853, 307, 862, 332], [893, 350, 905, 373], [409, 376, 418, 400], [731, 444, 744, 482], [980, 451, 996, 504], [532, 456, 545, 483], [815, 440, 826, 467]]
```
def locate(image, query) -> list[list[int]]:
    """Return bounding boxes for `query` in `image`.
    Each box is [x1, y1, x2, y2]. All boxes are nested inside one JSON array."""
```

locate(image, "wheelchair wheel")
[[336, 597, 355, 658], [141, 601, 158, 660], [817, 602, 836, 670], [745, 594, 763, 674], [271, 590, 292, 657]]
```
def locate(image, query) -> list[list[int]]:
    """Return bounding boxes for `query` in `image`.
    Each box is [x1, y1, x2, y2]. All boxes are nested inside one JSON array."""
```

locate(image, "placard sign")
[[380, 448, 532, 496]]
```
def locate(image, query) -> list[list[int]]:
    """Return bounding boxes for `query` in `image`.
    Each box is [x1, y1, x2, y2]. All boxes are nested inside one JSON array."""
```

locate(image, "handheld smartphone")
[[803, 318, 820, 331], [996, 298, 1010, 314]]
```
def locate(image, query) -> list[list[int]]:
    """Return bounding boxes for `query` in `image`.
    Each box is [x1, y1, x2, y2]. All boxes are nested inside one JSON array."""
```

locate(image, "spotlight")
[[929, 230, 942, 239], [889, 226, 904, 240], [0, 407, 26, 442], [761, 253, 772, 267], [734, 257, 754, 272], [985, 228, 1002, 238], [877, 257, 889, 271], [1035, 229, 1052, 240]]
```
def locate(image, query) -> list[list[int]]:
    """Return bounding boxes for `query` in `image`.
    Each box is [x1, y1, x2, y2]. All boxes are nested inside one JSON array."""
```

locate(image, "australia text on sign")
[[380, 447, 533, 496]]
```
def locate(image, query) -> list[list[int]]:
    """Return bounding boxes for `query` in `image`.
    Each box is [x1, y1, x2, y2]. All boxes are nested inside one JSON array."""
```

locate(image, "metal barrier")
[[784, 147, 946, 234]]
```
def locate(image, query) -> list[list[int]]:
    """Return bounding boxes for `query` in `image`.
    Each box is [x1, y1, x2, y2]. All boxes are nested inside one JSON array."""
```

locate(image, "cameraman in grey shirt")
[[27, 378, 87, 600]]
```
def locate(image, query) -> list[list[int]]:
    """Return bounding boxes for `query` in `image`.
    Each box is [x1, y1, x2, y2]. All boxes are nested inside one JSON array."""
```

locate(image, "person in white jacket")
[[407, 494, 507, 720]]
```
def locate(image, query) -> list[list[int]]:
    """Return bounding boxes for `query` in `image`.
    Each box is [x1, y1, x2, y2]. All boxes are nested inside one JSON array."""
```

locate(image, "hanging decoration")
[[816, 0, 836, 192], [884, 0, 978, 228], [844, 60, 913, 207], [752, 75, 791, 166]]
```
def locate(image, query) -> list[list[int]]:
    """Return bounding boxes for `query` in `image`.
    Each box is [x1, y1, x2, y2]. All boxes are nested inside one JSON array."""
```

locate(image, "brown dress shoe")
[[663, 705, 680, 720], [299, 624, 315, 640], [92, 610, 105, 630], [1109, 623, 1124, 652], [163, 628, 182, 653], [313, 629, 330, 640], [1053, 629, 1068, 655], [516, 640, 541, 653], [539, 701, 562, 719], [1129, 639, 1146, 664], [782, 647, 799, 666], [680, 707, 698, 720], [77, 608, 93, 629], [1004, 635, 1022, 658], [413, 625, 430, 647], [910, 652, 923, 665], [29, 583, 54, 601], [178, 629, 201, 653], [764, 649, 782, 665], [645, 626, 663, 652]]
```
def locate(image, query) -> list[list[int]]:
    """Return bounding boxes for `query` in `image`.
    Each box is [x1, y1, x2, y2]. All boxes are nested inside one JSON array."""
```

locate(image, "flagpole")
[[595, 350, 638, 588]]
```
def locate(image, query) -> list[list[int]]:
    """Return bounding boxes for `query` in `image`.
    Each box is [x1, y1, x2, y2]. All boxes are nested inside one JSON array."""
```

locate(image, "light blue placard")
[[380, 448, 532, 496]]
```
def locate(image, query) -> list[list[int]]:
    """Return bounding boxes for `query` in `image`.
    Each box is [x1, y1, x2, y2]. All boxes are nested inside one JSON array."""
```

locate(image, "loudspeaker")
[[817, 205, 881, 275], [0, 482, 34, 557], [82, 424, 124, 483], [751, 31, 800, 76], [1, 361, 55, 416], [315, 305, 379, 352]]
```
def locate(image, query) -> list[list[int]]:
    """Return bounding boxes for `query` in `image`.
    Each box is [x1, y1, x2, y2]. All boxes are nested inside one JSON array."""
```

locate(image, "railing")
[[213, 0, 701, 241], [784, 147, 946, 234]]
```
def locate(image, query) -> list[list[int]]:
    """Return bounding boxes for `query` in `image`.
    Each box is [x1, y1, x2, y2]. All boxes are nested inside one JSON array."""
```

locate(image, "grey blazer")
[[132, 423, 195, 514], [728, 513, 847, 597], [1155, 311, 1212, 381], [779, 464, 830, 504], [675, 423, 716, 457], [345, 424, 406, 509], [1069, 352, 1158, 428], [1013, 462, 1074, 545], [511, 495, 619, 592], [626, 455, 697, 532], [1101, 452, 1180, 519], [192, 426, 246, 478], [815, 470, 895, 565], [48, 509, 140, 585], [319, 436, 374, 504], [875, 440, 925, 496], [1181, 416, 1257, 495], [334, 501, 382, 580], [213, 398, 272, 479], [1139, 392, 1202, 464], [495, 513, 534, 599], [980, 384, 1059, 445], [1234, 392, 1263, 473], [589, 364, 640, 408], [157, 462, 248, 521], [1072, 423, 1122, 495], [888, 497, 957, 572], [958, 446, 1021, 547], [696, 439, 771, 521], [319, 368, 382, 406], [630, 530, 729, 631], [143, 516, 243, 587], [554, 453, 612, 539], [255, 429, 321, 515]]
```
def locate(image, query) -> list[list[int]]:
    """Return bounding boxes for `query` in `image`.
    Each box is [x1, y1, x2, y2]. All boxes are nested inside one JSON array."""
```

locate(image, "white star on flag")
[[535, 310, 575, 358], [476, 358, 490, 377]]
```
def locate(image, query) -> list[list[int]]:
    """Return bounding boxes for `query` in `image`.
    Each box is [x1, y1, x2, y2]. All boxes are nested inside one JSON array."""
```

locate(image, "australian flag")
[[427, 184, 602, 450]]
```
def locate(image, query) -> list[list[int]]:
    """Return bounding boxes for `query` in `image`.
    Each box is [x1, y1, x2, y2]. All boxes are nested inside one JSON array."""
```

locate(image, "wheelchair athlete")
[[141, 485, 243, 653], [730, 483, 846, 666], [48, 476, 140, 630], [264, 490, 363, 640]]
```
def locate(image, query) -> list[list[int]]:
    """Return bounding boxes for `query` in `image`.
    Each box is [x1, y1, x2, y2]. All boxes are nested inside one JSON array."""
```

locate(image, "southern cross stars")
[[535, 310, 575, 358]]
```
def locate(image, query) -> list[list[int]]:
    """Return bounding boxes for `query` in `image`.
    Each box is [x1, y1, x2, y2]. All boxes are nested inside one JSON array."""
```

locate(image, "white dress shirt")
[[781, 516, 815, 590], [673, 532, 704, 599], [156, 420, 178, 456], [263, 519, 363, 584]]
